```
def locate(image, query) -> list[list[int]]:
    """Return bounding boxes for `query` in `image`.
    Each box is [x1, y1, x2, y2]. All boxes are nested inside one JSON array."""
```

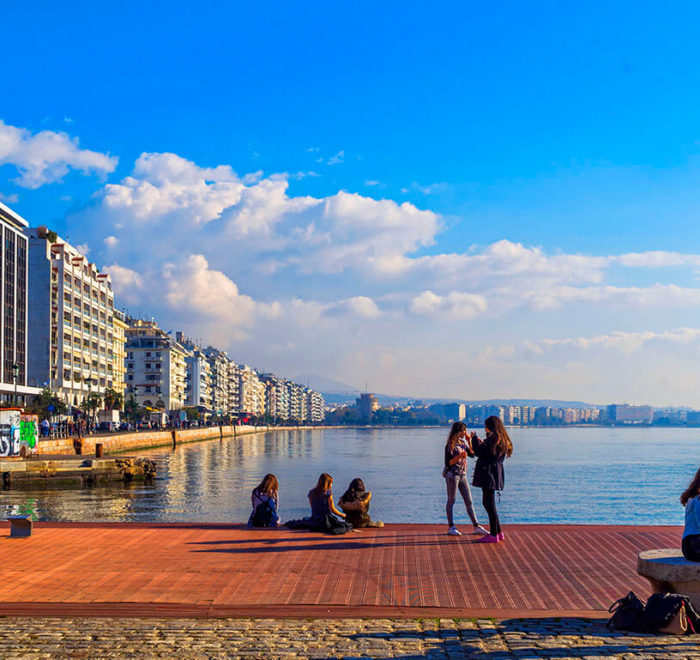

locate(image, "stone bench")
[[637, 549, 700, 609]]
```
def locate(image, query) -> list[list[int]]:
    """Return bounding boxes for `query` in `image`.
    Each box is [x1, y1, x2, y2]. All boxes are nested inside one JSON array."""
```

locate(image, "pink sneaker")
[[497, 532, 505, 541], [475, 534, 500, 543]]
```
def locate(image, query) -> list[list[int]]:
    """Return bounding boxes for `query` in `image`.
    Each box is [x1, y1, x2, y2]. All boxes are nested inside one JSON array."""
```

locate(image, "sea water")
[[1, 427, 697, 524]]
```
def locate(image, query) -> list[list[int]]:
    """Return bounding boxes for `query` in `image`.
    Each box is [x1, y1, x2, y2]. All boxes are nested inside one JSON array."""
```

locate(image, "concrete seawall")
[[35, 425, 311, 456]]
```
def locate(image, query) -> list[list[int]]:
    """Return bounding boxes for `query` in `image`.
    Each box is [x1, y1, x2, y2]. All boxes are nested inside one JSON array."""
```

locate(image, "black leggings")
[[682, 534, 700, 562], [481, 488, 501, 536]]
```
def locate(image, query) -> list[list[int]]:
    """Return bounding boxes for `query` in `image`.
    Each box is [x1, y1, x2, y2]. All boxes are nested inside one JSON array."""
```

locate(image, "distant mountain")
[[294, 374, 359, 394]]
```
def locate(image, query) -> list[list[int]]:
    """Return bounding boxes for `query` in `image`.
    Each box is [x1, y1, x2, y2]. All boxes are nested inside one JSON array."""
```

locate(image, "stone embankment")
[[0, 456, 156, 488], [34, 424, 306, 456]]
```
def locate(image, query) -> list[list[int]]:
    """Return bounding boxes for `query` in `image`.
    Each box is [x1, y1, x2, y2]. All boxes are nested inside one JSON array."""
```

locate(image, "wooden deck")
[[0, 523, 680, 619]]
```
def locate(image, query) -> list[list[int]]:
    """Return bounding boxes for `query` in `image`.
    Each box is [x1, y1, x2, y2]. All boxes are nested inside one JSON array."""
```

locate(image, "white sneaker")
[[447, 526, 462, 536], [472, 525, 489, 535]]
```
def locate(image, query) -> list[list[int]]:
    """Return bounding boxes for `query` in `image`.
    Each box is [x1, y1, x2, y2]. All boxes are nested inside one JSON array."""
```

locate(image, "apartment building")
[[239, 365, 265, 417], [306, 388, 325, 423], [27, 227, 114, 407], [125, 319, 189, 411], [112, 309, 127, 397], [0, 203, 40, 404], [185, 349, 212, 411]]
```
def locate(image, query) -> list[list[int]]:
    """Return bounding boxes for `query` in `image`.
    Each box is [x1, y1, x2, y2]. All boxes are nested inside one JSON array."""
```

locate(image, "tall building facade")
[[0, 203, 40, 403], [27, 226, 115, 406], [112, 309, 127, 397], [125, 319, 189, 411]]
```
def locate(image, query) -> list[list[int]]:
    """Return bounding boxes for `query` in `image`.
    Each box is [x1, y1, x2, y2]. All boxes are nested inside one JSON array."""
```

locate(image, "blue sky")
[[4, 2, 700, 404]]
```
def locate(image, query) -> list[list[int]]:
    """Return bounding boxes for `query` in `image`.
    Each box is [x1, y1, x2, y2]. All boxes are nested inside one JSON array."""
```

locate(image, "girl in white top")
[[681, 467, 700, 562]]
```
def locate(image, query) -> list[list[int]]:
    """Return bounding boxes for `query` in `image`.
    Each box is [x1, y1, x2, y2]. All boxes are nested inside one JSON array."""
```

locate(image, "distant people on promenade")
[[338, 478, 384, 528], [248, 474, 281, 527], [308, 473, 353, 535], [470, 416, 513, 543], [681, 467, 700, 562], [443, 422, 488, 537]]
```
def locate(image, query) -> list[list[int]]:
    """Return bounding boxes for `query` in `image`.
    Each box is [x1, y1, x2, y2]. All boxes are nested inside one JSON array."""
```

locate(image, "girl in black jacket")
[[470, 416, 513, 543]]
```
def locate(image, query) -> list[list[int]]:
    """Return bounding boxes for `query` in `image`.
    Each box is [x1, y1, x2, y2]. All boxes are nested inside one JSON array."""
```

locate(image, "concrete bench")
[[7, 515, 32, 538], [638, 549, 700, 609]]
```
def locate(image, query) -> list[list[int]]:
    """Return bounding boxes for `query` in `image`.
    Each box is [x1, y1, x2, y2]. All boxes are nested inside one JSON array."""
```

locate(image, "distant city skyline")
[[5, 3, 700, 406]]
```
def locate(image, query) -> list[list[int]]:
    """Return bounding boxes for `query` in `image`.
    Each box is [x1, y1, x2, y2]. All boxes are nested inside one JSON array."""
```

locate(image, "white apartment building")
[[125, 320, 189, 412], [306, 389, 325, 423], [185, 350, 212, 411], [239, 365, 265, 417], [27, 227, 115, 407], [112, 309, 127, 397]]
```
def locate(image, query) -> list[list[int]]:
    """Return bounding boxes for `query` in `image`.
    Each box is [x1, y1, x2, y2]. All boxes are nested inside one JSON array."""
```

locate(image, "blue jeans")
[[445, 472, 478, 527]]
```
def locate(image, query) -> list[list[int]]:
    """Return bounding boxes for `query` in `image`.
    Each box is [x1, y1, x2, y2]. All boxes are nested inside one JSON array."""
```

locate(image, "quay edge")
[[33, 424, 326, 456]]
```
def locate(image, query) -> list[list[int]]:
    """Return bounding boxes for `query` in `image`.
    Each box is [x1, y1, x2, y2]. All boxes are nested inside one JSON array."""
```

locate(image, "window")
[[146, 352, 151, 357], [127, 375, 133, 381], [127, 363, 134, 369], [146, 363, 151, 369]]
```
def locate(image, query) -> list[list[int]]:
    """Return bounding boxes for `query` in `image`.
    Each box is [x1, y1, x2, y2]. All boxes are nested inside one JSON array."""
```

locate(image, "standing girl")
[[681, 467, 700, 562], [470, 416, 513, 543], [444, 421, 488, 536]]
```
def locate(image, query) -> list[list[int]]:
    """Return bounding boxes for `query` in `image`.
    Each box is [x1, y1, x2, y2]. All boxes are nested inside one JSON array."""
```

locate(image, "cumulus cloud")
[[0, 120, 117, 188], [409, 291, 488, 319], [525, 327, 700, 355]]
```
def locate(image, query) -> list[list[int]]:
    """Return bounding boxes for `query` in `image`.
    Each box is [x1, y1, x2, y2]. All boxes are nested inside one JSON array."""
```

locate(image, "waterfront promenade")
[[0, 522, 678, 618], [0, 522, 695, 658]]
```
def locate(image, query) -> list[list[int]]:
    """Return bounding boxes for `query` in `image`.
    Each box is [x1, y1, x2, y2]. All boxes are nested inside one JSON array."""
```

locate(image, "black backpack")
[[607, 591, 646, 632], [251, 499, 276, 527]]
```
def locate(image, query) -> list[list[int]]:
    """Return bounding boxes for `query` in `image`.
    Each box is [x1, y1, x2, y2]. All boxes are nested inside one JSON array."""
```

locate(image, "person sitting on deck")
[[308, 473, 353, 535], [248, 473, 281, 527], [681, 466, 700, 562], [338, 478, 384, 528]]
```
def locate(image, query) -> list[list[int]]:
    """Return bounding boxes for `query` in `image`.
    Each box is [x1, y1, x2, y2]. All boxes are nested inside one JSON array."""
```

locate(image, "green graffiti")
[[20, 420, 37, 449]]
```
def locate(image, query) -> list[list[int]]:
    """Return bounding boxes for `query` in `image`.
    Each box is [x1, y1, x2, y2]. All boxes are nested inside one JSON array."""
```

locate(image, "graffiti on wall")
[[20, 415, 38, 455], [0, 411, 38, 457]]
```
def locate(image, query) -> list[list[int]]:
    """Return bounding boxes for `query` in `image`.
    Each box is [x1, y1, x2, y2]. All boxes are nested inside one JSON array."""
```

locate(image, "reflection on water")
[[0, 427, 696, 525]]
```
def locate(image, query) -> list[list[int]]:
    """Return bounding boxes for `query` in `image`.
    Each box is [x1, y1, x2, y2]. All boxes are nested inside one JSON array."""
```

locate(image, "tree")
[[155, 398, 166, 411], [85, 392, 103, 422], [103, 387, 123, 411], [26, 388, 67, 421], [183, 406, 201, 421]]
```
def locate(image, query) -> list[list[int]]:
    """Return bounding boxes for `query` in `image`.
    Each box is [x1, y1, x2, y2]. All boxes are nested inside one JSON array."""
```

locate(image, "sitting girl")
[[308, 473, 353, 535], [681, 467, 700, 562], [248, 473, 281, 527], [338, 478, 384, 528]]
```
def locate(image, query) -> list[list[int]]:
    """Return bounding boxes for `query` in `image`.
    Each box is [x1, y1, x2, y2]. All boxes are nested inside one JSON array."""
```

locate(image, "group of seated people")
[[247, 472, 383, 535]]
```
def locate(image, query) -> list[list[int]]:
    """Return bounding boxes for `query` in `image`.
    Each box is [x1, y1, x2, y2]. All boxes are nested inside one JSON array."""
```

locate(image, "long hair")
[[447, 421, 467, 449], [341, 477, 365, 502], [484, 416, 513, 458], [254, 473, 279, 497], [681, 467, 700, 506], [312, 472, 333, 497]]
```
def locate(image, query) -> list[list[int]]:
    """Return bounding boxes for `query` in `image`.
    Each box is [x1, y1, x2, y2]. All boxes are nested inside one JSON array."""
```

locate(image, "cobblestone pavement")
[[0, 617, 697, 659]]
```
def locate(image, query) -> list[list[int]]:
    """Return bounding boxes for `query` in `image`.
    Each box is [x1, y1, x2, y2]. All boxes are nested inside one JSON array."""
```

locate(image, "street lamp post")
[[11, 363, 19, 407], [84, 376, 93, 431]]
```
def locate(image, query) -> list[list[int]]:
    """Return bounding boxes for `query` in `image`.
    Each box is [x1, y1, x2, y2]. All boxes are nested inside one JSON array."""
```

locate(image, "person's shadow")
[[329, 618, 699, 659]]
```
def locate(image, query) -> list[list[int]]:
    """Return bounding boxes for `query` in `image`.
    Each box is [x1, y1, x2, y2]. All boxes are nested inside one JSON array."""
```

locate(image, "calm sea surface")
[[1, 427, 697, 525]]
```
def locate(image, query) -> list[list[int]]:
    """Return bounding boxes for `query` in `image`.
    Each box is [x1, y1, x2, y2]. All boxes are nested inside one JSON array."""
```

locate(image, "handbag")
[[607, 591, 645, 632], [657, 602, 688, 635]]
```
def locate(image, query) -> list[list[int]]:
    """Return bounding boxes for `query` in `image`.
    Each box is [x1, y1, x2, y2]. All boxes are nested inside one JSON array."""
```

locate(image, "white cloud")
[[409, 291, 488, 319], [341, 296, 381, 319], [0, 120, 117, 188], [327, 150, 345, 165], [525, 327, 700, 355]]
